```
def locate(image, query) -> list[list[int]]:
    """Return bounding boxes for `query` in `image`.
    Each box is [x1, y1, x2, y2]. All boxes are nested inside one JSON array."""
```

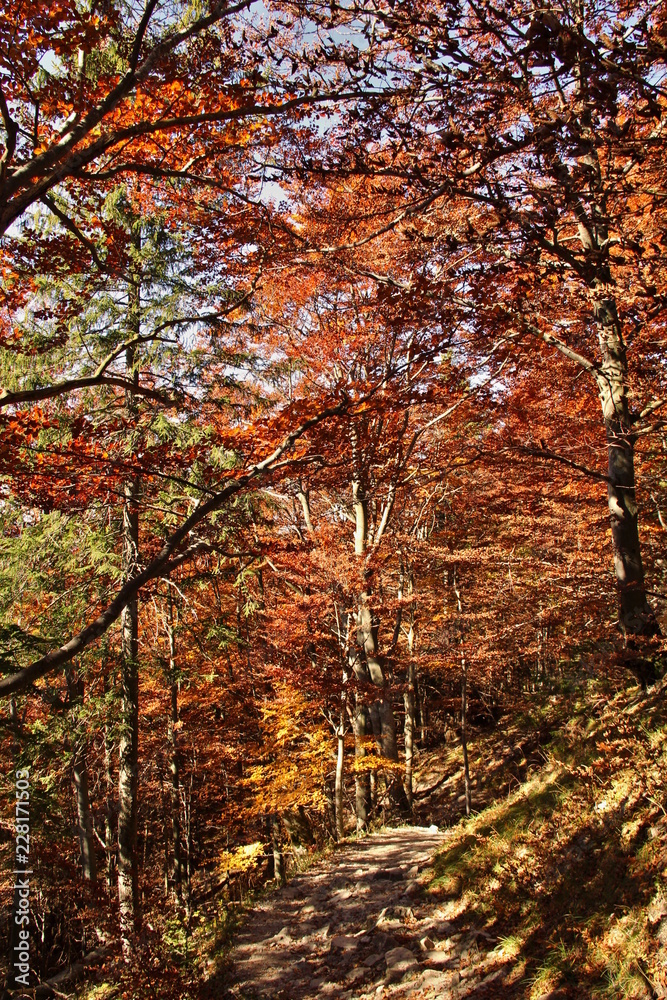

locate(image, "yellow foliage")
[[216, 841, 264, 875], [351, 753, 404, 775], [243, 683, 331, 813]]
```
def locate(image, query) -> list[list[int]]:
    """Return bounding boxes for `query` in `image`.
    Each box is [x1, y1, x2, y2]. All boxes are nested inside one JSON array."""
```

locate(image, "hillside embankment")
[[219, 676, 666, 1000]]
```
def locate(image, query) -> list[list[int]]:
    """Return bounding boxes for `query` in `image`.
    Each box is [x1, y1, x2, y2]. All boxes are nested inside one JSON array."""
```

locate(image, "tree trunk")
[[403, 567, 416, 809], [352, 699, 371, 830], [185, 781, 194, 923], [166, 586, 182, 898], [118, 477, 140, 957], [66, 669, 97, 882], [73, 750, 97, 881], [359, 597, 409, 813], [118, 239, 141, 959], [461, 654, 471, 817], [335, 713, 345, 841], [270, 814, 286, 885], [348, 429, 407, 817], [453, 571, 471, 816], [418, 681, 427, 747], [404, 659, 416, 811], [159, 767, 169, 898], [297, 487, 315, 537], [565, 22, 660, 640], [592, 291, 659, 637], [104, 707, 115, 891]]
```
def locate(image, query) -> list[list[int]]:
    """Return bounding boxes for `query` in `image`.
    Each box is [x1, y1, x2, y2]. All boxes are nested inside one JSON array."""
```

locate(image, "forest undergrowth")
[[424, 674, 667, 999], [71, 669, 666, 1000]]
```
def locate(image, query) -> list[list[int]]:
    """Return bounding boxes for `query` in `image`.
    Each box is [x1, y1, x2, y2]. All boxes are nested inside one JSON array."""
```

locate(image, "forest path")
[[225, 825, 501, 1000]]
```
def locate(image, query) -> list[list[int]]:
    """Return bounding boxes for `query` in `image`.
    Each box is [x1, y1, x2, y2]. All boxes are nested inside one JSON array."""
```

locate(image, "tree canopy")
[[0, 0, 665, 991]]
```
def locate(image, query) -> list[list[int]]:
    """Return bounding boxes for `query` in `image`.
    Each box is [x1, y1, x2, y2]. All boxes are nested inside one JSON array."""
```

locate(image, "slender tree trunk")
[[352, 699, 371, 830], [453, 571, 471, 816], [104, 737, 115, 889], [404, 660, 416, 811], [335, 706, 345, 841], [104, 710, 115, 891], [417, 681, 427, 747], [183, 782, 193, 925], [66, 669, 97, 882], [118, 478, 140, 956], [402, 563, 416, 809], [166, 586, 182, 898], [73, 751, 97, 881], [271, 814, 285, 885], [297, 487, 315, 537], [159, 767, 169, 898], [118, 235, 141, 959], [101, 640, 116, 890], [349, 437, 372, 829], [460, 654, 471, 817]]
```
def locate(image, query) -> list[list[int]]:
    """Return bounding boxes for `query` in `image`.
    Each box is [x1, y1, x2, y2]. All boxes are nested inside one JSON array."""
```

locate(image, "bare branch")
[[41, 194, 105, 270], [514, 443, 610, 483], [129, 0, 160, 73], [0, 374, 178, 409], [0, 84, 18, 185]]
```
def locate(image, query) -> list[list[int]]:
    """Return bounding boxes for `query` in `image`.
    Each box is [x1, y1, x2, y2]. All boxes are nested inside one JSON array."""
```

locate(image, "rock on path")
[[226, 826, 500, 1000]]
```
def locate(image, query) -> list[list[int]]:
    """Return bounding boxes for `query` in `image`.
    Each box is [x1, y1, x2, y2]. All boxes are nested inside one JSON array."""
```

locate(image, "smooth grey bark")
[[118, 243, 141, 959], [182, 767, 194, 924], [334, 602, 349, 841], [349, 617, 372, 830], [368, 697, 400, 762], [335, 705, 345, 841], [350, 425, 373, 828], [352, 480, 367, 557], [396, 558, 415, 808], [160, 766, 169, 897]]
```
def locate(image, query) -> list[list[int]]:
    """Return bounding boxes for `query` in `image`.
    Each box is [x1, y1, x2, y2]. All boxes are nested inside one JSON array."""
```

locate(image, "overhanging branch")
[[0, 400, 346, 696]]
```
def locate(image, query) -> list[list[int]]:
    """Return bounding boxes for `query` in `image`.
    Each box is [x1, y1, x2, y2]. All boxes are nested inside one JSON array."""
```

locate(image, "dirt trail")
[[226, 826, 502, 1000]]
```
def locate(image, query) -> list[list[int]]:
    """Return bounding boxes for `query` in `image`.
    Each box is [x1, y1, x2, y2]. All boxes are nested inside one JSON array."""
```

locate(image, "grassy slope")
[[423, 677, 667, 999]]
